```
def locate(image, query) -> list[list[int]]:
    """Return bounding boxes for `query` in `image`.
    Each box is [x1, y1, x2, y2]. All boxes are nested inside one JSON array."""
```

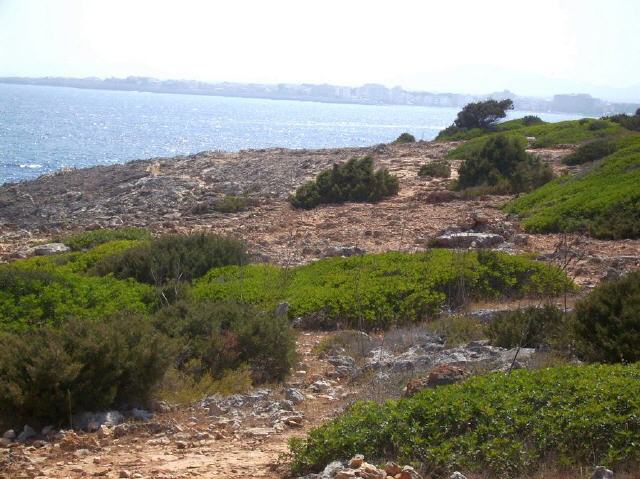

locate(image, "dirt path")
[[0, 332, 351, 479]]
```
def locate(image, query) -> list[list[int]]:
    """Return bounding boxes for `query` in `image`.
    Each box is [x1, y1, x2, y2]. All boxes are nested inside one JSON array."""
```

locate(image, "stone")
[[336, 470, 357, 479], [348, 454, 365, 468], [119, 471, 132, 478], [72, 410, 124, 431], [359, 462, 386, 479], [17, 425, 36, 442], [399, 466, 422, 479], [0, 438, 11, 448], [285, 387, 305, 404], [591, 466, 614, 479], [385, 462, 401, 476], [41, 425, 54, 436], [432, 232, 505, 249], [322, 245, 365, 258], [175, 440, 188, 449], [403, 364, 469, 396], [130, 408, 153, 421], [2, 429, 16, 440], [450, 473, 468, 479], [96, 425, 112, 439], [33, 243, 71, 256]]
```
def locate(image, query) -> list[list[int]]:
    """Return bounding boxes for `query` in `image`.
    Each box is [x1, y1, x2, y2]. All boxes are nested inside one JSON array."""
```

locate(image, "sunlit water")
[[0, 83, 584, 184]]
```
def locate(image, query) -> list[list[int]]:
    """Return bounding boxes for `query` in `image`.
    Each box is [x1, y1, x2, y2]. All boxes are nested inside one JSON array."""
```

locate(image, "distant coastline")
[[2, 76, 638, 117]]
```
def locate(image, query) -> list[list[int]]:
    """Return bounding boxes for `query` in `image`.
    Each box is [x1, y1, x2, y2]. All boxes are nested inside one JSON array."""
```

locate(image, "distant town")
[[2, 76, 638, 117]]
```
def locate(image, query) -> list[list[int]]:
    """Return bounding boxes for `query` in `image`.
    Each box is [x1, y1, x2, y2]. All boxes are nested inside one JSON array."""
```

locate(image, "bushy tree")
[[574, 271, 640, 363], [562, 138, 618, 165], [456, 134, 553, 194], [522, 115, 544, 126], [418, 161, 451, 178], [454, 99, 514, 130], [290, 156, 399, 209]]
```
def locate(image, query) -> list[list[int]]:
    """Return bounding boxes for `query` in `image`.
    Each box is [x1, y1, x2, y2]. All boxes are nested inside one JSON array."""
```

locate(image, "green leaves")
[[290, 364, 640, 477]]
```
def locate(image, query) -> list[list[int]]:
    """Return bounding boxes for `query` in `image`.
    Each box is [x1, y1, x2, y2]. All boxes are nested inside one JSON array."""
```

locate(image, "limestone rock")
[[591, 466, 614, 479], [285, 387, 305, 404], [432, 232, 505, 249], [348, 454, 364, 468], [33, 243, 70, 255]]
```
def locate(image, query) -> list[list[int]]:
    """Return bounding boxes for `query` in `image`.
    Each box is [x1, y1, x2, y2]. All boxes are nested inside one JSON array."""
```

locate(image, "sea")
[[0, 83, 585, 185]]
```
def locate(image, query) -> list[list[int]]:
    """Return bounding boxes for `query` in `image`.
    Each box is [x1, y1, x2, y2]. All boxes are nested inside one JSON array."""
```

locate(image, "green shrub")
[[192, 251, 572, 330], [418, 161, 451, 178], [574, 271, 640, 363], [0, 267, 155, 331], [563, 138, 619, 165], [156, 366, 253, 404], [290, 363, 640, 476], [192, 195, 253, 214], [57, 228, 152, 251], [393, 132, 416, 144], [507, 135, 640, 239], [589, 119, 611, 131], [455, 134, 553, 194], [521, 115, 544, 126], [289, 157, 399, 209], [606, 111, 640, 132], [486, 305, 568, 349], [425, 315, 486, 347], [152, 300, 296, 383], [0, 313, 171, 427], [93, 233, 247, 286]]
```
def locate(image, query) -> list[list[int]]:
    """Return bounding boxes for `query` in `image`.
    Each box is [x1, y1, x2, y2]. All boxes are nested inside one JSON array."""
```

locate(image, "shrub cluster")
[[192, 195, 254, 214], [393, 132, 416, 144], [289, 157, 399, 209], [574, 270, 640, 363], [0, 233, 297, 428], [418, 161, 451, 178], [455, 134, 553, 195], [94, 233, 247, 286], [290, 363, 640, 476], [192, 250, 572, 330], [507, 134, 640, 239], [562, 138, 619, 165], [606, 110, 640, 132]]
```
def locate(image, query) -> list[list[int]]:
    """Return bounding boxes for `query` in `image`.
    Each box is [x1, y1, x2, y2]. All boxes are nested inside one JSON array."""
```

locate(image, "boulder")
[[403, 364, 469, 396], [385, 462, 402, 476], [2, 429, 16, 441], [17, 425, 36, 442], [322, 245, 365, 258], [450, 473, 468, 479], [399, 465, 422, 479], [591, 466, 614, 479], [285, 387, 305, 404], [72, 410, 124, 431], [348, 454, 365, 468], [33, 243, 71, 256], [432, 232, 504, 249], [0, 438, 11, 448]]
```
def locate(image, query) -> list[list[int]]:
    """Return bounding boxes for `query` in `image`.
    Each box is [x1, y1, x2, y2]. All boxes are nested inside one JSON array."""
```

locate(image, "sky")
[[1, 0, 639, 101]]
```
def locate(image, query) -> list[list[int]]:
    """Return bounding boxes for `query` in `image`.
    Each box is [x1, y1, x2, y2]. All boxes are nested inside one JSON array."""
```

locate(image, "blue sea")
[[0, 83, 584, 184]]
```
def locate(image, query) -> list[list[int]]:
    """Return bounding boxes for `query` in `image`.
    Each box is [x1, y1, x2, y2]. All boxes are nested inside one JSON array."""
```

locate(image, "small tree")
[[394, 132, 416, 144], [454, 99, 514, 130]]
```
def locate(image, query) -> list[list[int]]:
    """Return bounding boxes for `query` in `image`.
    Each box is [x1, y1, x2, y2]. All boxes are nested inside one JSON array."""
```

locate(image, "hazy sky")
[[2, 0, 639, 100]]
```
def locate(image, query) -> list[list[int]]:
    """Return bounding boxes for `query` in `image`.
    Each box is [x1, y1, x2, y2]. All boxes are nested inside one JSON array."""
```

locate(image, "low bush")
[[455, 134, 554, 195], [425, 315, 486, 347], [152, 300, 296, 383], [93, 233, 247, 286], [0, 267, 155, 331], [56, 227, 152, 251], [192, 250, 573, 330], [418, 161, 451, 178], [507, 134, 640, 239], [574, 271, 640, 363], [192, 195, 253, 214], [562, 138, 619, 165], [290, 363, 640, 476], [0, 313, 171, 427], [521, 115, 544, 126], [486, 305, 569, 350], [394, 132, 416, 144], [289, 157, 399, 209]]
